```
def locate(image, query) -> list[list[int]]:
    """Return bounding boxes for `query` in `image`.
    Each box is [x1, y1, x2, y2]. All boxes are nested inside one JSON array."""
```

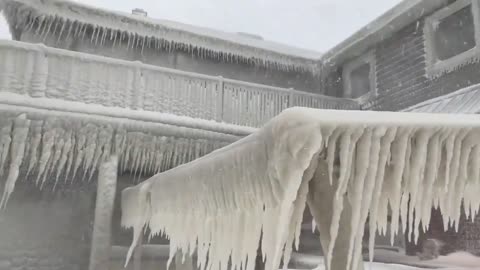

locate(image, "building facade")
[[3, 0, 322, 93], [0, 0, 480, 269], [320, 0, 480, 255]]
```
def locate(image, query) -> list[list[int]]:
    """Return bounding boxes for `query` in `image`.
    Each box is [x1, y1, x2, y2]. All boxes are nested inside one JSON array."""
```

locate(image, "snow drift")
[[121, 107, 480, 270]]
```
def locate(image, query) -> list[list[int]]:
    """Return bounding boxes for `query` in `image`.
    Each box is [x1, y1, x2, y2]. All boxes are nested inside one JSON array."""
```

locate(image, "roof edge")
[[321, 0, 449, 68], [403, 83, 480, 113], [2, 0, 322, 74]]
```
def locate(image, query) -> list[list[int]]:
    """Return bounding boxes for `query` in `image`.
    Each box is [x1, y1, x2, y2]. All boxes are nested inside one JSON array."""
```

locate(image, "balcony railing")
[[0, 40, 359, 127]]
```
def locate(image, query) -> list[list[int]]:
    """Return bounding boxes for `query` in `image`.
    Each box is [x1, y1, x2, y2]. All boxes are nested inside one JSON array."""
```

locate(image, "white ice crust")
[[0, 105, 245, 208], [2, 0, 321, 73], [121, 107, 480, 270]]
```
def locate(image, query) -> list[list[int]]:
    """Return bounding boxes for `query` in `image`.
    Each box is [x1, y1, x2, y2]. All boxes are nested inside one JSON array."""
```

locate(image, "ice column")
[[89, 155, 119, 270]]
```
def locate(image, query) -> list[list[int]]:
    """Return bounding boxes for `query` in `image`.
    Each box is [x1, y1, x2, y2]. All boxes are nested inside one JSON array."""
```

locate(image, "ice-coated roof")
[[404, 84, 480, 114], [1, 0, 322, 73]]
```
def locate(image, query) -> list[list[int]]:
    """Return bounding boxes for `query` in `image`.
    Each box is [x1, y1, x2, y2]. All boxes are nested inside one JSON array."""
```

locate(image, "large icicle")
[[121, 108, 324, 270], [119, 107, 480, 270], [0, 114, 30, 208], [0, 111, 239, 205]]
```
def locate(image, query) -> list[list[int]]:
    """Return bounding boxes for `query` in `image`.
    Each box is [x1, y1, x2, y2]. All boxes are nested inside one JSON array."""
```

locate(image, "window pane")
[[348, 63, 371, 98], [434, 6, 476, 61]]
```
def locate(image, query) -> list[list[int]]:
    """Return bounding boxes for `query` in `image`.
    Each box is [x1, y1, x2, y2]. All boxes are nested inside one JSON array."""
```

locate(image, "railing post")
[[31, 47, 48, 98], [288, 92, 294, 109], [217, 76, 225, 122], [134, 62, 145, 110], [89, 155, 118, 270]]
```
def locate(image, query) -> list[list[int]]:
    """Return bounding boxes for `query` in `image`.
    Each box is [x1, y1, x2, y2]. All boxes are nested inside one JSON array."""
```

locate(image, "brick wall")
[[371, 17, 480, 255], [325, 16, 480, 111], [369, 18, 480, 111], [323, 8, 480, 256]]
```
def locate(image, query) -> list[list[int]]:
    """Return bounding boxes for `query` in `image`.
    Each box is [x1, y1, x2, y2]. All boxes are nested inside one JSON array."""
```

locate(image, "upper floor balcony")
[[0, 40, 359, 128]]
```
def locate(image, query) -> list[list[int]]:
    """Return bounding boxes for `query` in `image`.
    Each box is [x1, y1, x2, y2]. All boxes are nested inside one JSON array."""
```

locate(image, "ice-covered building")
[[3, 0, 322, 92], [0, 0, 356, 269], [0, 0, 479, 269], [320, 0, 480, 255]]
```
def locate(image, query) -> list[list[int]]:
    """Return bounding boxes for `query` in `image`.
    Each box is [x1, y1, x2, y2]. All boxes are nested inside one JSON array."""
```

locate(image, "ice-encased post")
[[89, 155, 119, 270]]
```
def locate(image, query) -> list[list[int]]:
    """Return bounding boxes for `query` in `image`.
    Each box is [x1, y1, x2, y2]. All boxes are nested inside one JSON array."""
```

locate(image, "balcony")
[[0, 40, 359, 128]]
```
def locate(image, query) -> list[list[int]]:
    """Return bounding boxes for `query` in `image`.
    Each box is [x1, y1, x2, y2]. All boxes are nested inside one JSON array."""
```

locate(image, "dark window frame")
[[342, 50, 377, 100], [425, 0, 480, 78]]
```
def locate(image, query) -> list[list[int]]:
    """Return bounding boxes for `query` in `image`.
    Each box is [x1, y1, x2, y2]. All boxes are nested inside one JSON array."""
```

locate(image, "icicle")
[[64, 19, 74, 44], [45, 128, 65, 181], [42, 16, 54, 42], [34, 16, 45, 35], [74, 21, 82, 37], [56, 18, 67, 44], [81, 125, 98, 180], [326, 129, 341, 185], [406, 129, 434, 243], [345, 129, 373, 270], [94, 26, 102, 46], [127, 33, 132, 50], [112, 30, 119, 49], [54, 130, 73, 189], [91, 26, 97, 44], [25, 14, 36, 32], [65, 130, 77, 181], [368, 128, 397, 261], [88, 126, 113, 181], [387, 128, 413, 243], [100, 27, 107, 46], [25, 121, 43, 178], [141, 36, 147, 54], [0, 120, 13, 176], [81, 24, 88, 40], [72, 126, 88, 180], [0, 115, 30, 209], [35, 122, 57, 187]]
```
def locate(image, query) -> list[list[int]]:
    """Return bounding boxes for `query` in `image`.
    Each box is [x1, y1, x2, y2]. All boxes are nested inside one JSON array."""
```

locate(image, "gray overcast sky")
[[0, 0, 402, 52]]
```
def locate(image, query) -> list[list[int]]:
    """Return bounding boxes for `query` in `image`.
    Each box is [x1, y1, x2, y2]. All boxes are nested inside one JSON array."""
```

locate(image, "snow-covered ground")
[[291, 251, 480, 270], [313, 263, 471, 270]]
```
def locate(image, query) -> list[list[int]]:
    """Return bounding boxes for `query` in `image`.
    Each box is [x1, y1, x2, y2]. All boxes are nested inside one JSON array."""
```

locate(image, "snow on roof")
[[404, 84, 480, 114], [2, 0, 322, 73]]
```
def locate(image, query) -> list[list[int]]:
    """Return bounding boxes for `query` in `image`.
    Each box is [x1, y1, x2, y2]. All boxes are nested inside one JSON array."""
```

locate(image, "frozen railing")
[[0, 40, 359, 127]]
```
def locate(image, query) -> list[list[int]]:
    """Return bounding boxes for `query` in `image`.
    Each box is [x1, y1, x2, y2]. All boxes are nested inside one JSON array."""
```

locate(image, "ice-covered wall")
[[0, 181, 95, 270]]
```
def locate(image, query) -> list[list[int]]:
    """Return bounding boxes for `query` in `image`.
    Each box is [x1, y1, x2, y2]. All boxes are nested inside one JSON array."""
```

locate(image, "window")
[[342, 51, 376, 99], [425, 0, 480, 77]]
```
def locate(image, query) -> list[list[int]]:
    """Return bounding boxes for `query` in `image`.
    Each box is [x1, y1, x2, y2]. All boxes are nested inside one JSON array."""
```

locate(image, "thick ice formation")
[[121, 107, 480, 270], [0, 41, 357, 128], [0, 112, 238, 207], [1, 0, 321, 73]]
